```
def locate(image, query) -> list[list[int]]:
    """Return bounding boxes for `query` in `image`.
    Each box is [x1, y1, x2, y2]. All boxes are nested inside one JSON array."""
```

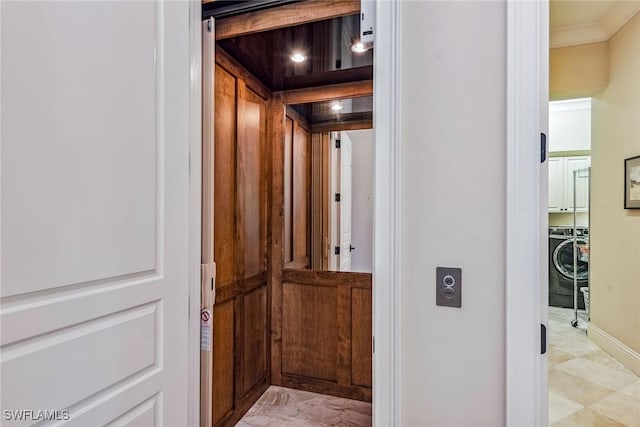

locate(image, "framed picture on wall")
[[625, 155, 640, 209]]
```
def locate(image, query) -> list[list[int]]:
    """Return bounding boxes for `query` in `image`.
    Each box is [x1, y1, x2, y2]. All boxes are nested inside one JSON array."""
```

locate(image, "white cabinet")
[[549, 99, 591, 152], [548, 158, 565, 211], [549, 156, 590, 212]]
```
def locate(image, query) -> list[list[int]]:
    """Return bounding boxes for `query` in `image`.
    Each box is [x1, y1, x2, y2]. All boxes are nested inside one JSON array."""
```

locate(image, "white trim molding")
[[506, 0, 548, 425], [373, 0, 401, 425], [188, 0, 202, 425], [550, 1, 640, 48], [589, 324, 640, 377]]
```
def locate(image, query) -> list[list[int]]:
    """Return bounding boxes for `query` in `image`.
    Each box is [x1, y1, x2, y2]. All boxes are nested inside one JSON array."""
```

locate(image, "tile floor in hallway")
[[236, 308, 639, 427], [236, 386, 371, 427], [548, 306, 640, 427]]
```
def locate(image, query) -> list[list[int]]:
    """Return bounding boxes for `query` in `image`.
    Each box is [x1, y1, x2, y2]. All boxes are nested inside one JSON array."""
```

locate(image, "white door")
[[339, 134, 353, 272], [348, 129, 374, 273], [1, 2, 195, 426]]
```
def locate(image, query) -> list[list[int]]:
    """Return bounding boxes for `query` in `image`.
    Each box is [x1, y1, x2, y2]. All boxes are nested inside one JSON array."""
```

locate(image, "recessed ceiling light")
[[331, 101, 343, 112], [290, 52, 307, 63], [351, 41, 368, 53]]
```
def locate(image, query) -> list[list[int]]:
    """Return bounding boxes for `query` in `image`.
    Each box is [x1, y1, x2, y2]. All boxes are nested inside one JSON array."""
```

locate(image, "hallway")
[[548, 307, 640, 426]]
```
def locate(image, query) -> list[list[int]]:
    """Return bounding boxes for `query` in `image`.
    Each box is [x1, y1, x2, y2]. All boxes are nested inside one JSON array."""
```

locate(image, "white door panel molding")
[[0, 1, 199, 425]]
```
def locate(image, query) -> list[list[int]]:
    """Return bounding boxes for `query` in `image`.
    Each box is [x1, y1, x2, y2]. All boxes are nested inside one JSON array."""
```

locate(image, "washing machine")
[[549, 226, 589, 309]]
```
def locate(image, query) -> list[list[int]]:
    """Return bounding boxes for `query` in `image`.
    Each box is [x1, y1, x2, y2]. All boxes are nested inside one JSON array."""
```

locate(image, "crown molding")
[[550, 1, 640, 48], [551, 22, 607, 48], [600, 0, 640, 36]]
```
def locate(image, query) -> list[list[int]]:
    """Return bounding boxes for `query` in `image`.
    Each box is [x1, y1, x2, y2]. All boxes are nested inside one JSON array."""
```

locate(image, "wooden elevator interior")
[[202, 1, 373, 425]]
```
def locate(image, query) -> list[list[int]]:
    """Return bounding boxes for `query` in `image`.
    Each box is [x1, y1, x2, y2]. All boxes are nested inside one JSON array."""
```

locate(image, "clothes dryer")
[[549, 226, 589, 309]]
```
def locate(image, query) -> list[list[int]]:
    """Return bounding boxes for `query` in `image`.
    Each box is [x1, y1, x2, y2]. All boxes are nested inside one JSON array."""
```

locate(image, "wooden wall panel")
[[283, 117, 293, 264], [269, 96, 285, 386], [212, 300, 235, 425], [277, 270, 372, 402], [241, 88, 267, 278], [292, 122, 310, 267], [214, 65, 237, 288], [351, 288, 372, 388], [282, 283, 338, 381], [336, 286, 352, 385], [210, 50, 271, 427], [242, 286, 267, 393], [283, 112, 311, 270], [310, 133, 324, 270]]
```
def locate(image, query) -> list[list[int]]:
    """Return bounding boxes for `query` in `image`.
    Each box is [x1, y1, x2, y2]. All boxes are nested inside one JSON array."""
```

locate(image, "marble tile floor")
[[548, 307, 640, 426], [237, 307, 638, 427], [236, 386, 371, 427]]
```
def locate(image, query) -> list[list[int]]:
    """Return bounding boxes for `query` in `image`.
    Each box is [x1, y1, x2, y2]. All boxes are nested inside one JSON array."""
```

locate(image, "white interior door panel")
[[1, 2, 194, 426]]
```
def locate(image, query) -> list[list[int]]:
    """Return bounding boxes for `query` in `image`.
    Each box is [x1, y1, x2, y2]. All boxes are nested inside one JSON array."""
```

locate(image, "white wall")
[[345, 129, 374, 273], [399, 2, 506, 425], [549, 98, 591, 152]]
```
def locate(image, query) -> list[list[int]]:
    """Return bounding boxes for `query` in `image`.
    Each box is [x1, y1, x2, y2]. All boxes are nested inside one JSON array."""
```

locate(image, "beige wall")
[[590, 12, 640, 363], [550, 42, 608, 100], [400, 1, 505, 425]]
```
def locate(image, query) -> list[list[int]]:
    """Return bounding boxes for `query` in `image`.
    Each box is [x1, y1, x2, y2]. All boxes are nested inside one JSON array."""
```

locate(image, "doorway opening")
[[506, 1, 640, 424], [200, 2, 375, 425], [545, 3, 640, 425]]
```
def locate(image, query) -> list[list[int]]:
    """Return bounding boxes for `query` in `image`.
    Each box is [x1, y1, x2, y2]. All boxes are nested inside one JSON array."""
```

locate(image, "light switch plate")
[[436, 267, 462, 308]]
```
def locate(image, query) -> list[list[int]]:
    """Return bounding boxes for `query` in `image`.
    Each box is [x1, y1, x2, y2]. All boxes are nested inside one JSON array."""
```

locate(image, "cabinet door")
[[548, 158, 564, 212], [564, 157, 590, 211]]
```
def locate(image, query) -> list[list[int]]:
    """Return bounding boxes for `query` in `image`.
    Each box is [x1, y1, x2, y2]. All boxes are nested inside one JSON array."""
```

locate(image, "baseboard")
[[280, 375, 372, 402], [588, 323, 640, 376]]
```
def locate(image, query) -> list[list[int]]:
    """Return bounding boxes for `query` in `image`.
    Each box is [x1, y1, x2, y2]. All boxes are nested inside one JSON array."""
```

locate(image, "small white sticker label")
[[201, 308, 211, 351]]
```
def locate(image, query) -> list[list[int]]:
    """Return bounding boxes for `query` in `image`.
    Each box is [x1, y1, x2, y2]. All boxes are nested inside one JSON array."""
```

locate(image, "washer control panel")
[[436, 267, 462, 308]]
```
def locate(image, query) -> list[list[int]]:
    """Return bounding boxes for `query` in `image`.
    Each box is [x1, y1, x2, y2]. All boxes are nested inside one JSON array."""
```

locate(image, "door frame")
[[192, 0, 550, 424], [372, 0, 401, 425], [188, 0, 203, 425], [505, 0, 549, 425]]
